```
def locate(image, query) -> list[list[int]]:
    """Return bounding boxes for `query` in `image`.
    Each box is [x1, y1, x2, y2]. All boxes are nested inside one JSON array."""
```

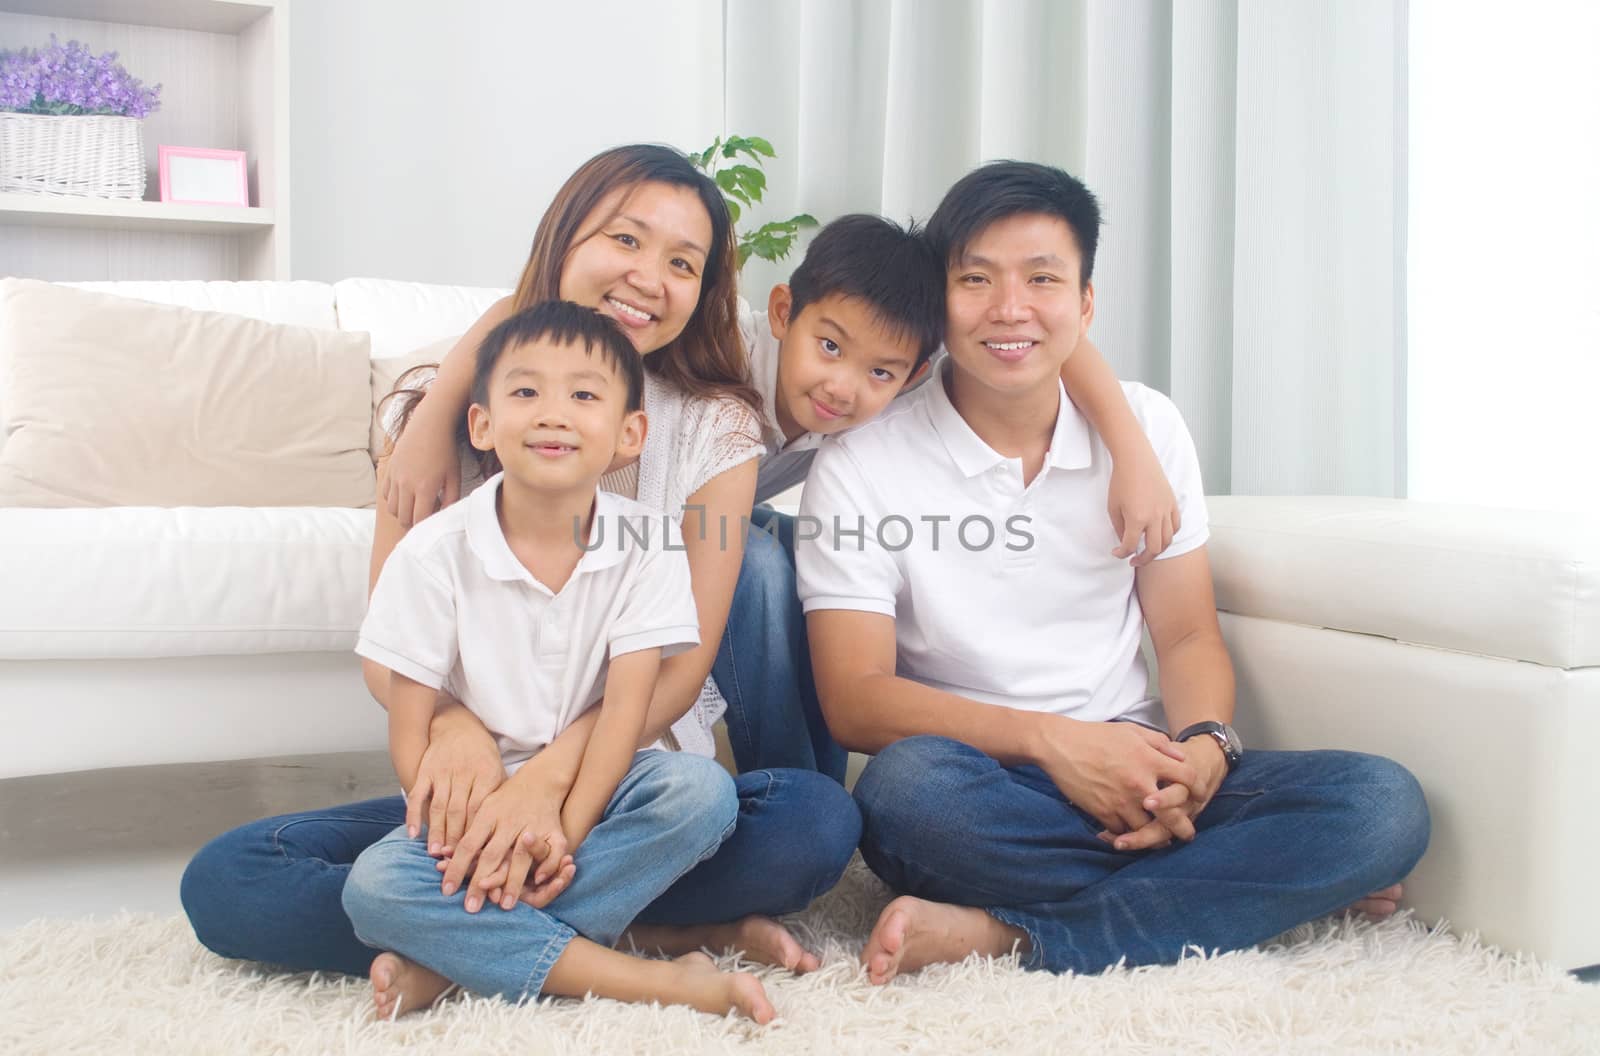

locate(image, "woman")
[[181, 145, 860, 1008]]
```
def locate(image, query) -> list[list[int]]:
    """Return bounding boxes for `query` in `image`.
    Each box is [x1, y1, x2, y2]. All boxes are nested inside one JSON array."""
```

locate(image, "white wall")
[[290, 0, 724, 288], [1408, 0, 1600, 513]]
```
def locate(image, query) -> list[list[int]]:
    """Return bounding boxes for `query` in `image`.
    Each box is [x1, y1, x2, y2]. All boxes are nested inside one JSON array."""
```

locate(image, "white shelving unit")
[[0, 0, 289, 280]]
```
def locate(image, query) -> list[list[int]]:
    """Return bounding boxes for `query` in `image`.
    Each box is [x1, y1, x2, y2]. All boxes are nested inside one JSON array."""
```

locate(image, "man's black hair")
[[471, 300, 644, 411], [787, 214, 945, 370], [925, 161, 1102, 288]]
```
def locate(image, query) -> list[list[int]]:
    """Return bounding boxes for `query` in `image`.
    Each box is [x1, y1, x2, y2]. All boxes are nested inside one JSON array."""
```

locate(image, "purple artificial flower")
[[0, 35, 161, 118]]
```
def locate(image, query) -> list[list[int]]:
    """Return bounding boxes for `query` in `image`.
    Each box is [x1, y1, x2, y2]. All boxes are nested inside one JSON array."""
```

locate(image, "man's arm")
[[807, 608, 1196, 835], [1107, 545, 1236, 850], [807, 610, 1040, 761]]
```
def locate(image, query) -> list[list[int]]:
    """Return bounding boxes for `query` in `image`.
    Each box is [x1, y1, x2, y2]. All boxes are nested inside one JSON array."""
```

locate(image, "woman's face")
[[558, 180, 714, 355]]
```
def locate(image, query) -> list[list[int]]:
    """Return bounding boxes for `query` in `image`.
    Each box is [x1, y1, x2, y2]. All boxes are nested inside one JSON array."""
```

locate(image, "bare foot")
[[1346, 883, 1404, 921], [861, 896, 1027, 986], [669, 952, 775, 1024], [625, 916, 821, 973], [370, 952, 452, 1019]]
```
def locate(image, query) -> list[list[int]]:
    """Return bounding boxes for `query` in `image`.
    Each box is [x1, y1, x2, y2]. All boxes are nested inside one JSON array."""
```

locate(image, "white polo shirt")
[[796, 362, 1209, 728], [357, 474, 700, 773], [740, 304, 825, 504]]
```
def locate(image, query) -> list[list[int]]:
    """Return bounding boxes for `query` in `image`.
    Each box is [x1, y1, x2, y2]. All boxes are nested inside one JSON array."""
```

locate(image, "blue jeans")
[[342, 751, 735, 1000], [713, 508, 847, 783], [182, 767, 860, 979], [853, 735, 1430, 973]]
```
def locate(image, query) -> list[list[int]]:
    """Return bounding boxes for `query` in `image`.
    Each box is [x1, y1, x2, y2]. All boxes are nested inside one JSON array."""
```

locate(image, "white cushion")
[[0, 507, 373, 659], [0, 279, 375, 509], [62, 280, 337, 329], [1207, 496, 1600, 670], [333, 278, 508, 358]]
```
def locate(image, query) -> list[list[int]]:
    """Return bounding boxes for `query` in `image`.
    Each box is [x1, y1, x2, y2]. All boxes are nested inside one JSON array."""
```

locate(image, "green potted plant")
[[690, 135, 817, 268]]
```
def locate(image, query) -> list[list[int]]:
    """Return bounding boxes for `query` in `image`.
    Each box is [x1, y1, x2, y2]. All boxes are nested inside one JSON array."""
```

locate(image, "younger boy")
[[343, 301, 772, 1023]]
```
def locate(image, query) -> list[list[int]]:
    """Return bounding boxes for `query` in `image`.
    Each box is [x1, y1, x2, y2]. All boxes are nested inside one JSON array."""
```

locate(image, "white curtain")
[[725, 0, 1407, 496]]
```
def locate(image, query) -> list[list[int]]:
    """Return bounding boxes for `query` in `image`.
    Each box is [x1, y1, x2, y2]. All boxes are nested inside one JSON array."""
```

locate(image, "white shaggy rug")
[[3, 858, 1596, 1055]]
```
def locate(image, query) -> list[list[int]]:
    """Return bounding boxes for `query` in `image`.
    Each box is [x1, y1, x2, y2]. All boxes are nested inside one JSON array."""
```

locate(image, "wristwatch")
[[1174, 721, 1243, 772]]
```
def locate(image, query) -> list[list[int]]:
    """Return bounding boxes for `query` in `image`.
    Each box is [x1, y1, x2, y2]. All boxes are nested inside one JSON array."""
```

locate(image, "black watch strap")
[[1175, 721, 1242, 771]]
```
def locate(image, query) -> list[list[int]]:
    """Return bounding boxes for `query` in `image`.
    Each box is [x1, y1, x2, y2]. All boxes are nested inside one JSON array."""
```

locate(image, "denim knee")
[[853, 736, 970, 822], [1349, 754, 1431, 878], [652, 753, 740, 846], [734, 522, 797, 614], [340, 836, 411, 947], [774, 770, 861, 906], [180, 830, 247, 957]]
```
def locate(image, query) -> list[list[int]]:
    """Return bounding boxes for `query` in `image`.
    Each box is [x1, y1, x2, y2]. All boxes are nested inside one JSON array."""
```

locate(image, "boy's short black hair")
[[925, 162, 1102, 289], [787, 214, 944, 370], [471, 300, 644, 412]]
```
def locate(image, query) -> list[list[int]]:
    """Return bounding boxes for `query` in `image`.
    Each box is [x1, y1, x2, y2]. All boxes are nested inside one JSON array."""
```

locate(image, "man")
[[797, 161, 1428, 982]]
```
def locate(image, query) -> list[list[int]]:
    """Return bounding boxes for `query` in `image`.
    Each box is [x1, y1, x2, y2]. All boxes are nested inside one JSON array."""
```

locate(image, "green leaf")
[[789, 213, 819, 228], [747, 136, 776, 158], [723, 197, 741, 224], [713, 168, 752, 204]]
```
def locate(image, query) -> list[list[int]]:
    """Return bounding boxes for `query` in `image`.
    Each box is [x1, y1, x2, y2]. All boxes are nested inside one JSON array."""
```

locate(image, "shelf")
[[0, 0, 273, 34], [0, 193, 274, 234]]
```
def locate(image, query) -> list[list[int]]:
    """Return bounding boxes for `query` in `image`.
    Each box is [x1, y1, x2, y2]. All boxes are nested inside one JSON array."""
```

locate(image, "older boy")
[[798, 163, 1429, 981]]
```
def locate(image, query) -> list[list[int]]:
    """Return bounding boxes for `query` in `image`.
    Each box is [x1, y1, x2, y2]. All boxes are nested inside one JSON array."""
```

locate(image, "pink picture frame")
[[158, 145, 249, 207]]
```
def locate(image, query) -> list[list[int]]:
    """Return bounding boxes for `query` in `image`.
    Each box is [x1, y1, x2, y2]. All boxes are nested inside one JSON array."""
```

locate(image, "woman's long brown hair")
[[381, 144, 762, 475], [510, 143, 762, 418]]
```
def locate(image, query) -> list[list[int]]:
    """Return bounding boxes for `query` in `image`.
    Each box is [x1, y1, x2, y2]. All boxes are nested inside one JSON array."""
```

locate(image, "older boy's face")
[[770, 291, 922, 438], [467, 338, 641, 490], [944, 212, 1093, 396]]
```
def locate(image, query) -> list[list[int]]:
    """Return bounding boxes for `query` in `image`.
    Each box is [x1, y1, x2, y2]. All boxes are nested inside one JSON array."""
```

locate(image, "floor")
[[2, 752, 1597, 985], [0, 751, 395, 933]]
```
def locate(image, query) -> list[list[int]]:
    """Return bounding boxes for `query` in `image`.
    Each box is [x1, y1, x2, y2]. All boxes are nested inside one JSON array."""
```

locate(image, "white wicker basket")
[[0, 112, 146, 199]]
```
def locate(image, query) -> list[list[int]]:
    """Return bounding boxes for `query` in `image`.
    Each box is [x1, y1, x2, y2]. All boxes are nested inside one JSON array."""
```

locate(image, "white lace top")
[[434, 371, 765, 757], [628, 373, 766, 756]]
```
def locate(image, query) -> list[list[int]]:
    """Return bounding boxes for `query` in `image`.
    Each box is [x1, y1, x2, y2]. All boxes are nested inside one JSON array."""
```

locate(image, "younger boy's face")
[[768, 288, 923, 438], [944, 212, 1094, 397], [467, 337, 645, 491]]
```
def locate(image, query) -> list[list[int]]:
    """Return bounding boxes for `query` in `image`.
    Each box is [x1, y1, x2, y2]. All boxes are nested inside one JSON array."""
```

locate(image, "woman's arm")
[[1060, 336, 1180, 564], [638, 458, 758, 745], [561, 649, 661, 849], [387, 674, 438, 794], [381, 295, 516, 527]]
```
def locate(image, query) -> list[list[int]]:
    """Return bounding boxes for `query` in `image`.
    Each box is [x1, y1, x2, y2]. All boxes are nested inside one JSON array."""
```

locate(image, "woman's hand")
[[1108, 447, 1180, 566], [438, 768, 571, 913], [380, 398, 462, 528], [405, 699, 504, 855]]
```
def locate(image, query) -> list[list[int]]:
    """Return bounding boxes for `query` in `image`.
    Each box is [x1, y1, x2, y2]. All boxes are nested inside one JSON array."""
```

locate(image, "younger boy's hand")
[[1108, 449, 1180, 566], [438, 770, 567, 913]]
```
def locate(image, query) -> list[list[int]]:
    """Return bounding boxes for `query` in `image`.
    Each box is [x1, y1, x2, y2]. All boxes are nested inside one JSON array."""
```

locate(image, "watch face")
[[1223, 724, 1243, 758]]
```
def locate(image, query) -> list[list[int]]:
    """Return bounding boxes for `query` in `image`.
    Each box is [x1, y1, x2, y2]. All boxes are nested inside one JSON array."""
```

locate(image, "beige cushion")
[[0, 278, 375, 508], [369, 336, 455, 462]]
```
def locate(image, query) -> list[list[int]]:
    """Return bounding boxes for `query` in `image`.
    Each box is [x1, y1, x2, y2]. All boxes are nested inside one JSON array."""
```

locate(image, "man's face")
[[769, 289, 923, 437], [467, 337, 643, 491], [943, 212, 1094, 396]]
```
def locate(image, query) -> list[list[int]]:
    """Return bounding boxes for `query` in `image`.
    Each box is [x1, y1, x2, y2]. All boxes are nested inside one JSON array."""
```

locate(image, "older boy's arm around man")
[[799, 160, 1430, 985]]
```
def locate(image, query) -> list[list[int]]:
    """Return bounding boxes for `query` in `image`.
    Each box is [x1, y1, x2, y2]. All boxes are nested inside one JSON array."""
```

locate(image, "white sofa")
[[0, 278, 505, 781], [1, 280, 1594, 969], [1203, 496, 1598, 969]]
